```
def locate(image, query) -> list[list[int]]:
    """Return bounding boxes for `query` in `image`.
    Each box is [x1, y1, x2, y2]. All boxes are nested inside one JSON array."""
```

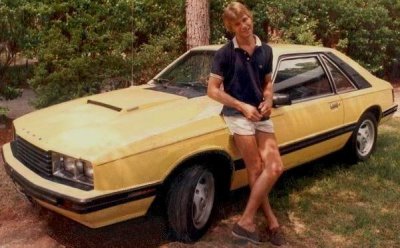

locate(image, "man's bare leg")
[[234, 132, 283, 231], [256, 131, 283, 229], [233, 134, 261, 231]]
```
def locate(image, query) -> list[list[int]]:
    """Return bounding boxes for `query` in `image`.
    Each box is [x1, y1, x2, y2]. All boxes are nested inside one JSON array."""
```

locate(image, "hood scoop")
[[87, 99, 122, 112], [85, 87, 187, 113]]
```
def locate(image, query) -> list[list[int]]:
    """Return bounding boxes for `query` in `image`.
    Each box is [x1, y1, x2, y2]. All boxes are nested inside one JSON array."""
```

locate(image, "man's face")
[[231, 14, 253, 39]]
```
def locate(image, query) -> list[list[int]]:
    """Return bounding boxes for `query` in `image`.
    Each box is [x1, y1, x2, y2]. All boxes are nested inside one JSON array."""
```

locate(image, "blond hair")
[[222, 2, 253, 32]]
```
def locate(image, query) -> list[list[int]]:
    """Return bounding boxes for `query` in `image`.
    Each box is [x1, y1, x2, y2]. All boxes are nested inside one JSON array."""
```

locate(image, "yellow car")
[[1, 44, 398, 241]]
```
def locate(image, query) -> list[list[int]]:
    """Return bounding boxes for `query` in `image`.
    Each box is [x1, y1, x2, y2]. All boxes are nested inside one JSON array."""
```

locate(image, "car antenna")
[[131, 0, 134, 87]]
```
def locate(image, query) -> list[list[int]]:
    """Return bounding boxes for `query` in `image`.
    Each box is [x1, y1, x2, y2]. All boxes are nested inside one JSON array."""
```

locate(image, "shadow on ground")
[[0, 131, 362, 248], [30, 151, 354, 248]]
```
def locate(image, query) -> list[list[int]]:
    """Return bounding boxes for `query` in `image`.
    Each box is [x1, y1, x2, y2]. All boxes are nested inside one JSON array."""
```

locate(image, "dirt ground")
[[0, 86, 399, 248], [0, 134, 271, 248]]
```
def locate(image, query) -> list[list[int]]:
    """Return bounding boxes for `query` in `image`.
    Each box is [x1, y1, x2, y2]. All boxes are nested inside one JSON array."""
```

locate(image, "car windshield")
[[150, 50, 215, 98]]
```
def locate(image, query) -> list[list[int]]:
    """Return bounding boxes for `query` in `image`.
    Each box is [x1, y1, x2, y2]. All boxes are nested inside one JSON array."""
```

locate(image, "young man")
[[207, 2, 285, 246]]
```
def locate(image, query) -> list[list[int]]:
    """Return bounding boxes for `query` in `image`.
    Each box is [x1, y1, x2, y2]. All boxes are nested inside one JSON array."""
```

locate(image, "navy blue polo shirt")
[[210, 36, 273, 116]]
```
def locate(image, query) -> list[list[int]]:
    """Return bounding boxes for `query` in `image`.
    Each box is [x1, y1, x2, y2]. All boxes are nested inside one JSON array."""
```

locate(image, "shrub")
[[3, 0, 399, 108], [0, 106, 9, 120]]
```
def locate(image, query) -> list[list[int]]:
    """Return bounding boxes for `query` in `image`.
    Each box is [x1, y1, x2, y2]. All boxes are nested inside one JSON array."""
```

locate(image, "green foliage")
[[22, 0, 186, 107], [256, 0, 400, 76], [0, 63, 32, 100], [25, 0, 134, 107], [0, 106, 9, 118], [0, 0, 35, 98], [0, 85, 22, 100], [2, 0, 399, 107], [131, 34, 182, 85], [0, 106, 8, 126], [131, 0, 185, 85], [210, 0, 400, 76]]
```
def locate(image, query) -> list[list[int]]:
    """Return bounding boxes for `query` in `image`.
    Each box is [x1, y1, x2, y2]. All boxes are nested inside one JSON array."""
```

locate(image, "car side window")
[[274, 57, 333, 101], [322, 56, 356, 93]]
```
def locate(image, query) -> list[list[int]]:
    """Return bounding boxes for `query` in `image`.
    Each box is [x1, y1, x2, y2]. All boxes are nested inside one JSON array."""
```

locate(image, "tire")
[[346, 112, 378, 162], [166, 165, 215, 242]]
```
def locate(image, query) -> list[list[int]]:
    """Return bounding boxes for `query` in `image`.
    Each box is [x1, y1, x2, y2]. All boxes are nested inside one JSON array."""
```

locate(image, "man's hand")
[[258, 99, 272, 117], [241, 103, 263, 122]]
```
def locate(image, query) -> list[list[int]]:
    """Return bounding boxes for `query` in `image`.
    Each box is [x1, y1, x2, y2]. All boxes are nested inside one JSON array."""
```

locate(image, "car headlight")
[[52, 152, 93, 186]]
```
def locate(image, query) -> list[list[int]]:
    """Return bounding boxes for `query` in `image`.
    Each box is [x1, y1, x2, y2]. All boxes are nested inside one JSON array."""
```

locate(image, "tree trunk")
[[186, 0, 210, 50]]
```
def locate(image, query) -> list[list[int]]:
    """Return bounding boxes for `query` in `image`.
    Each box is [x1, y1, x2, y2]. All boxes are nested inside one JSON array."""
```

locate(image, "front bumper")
[[1, 143, 158, 228]]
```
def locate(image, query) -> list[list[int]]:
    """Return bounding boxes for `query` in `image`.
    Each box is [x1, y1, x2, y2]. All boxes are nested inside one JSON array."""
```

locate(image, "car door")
[[271, 55, 346, 169]]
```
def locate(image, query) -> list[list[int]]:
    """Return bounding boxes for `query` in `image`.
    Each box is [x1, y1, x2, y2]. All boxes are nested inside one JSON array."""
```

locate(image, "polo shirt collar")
[[232, 35, 262, 49]]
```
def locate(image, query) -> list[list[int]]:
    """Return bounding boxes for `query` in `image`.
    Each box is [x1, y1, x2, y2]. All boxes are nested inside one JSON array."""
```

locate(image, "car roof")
[[189, 43, 384, 89], [191, 43, 333, 57]]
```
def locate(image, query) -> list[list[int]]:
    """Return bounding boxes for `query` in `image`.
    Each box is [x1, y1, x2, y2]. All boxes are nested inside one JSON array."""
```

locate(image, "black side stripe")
[[72, 184, 159, 213], [279, 123, 356, 155], [382, 105, 398, 117], [234, 123, 356, 171]]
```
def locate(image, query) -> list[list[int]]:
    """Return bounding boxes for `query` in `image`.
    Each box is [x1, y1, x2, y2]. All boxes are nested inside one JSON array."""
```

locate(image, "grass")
[[1, 117, 398, 247], [166, 118, 400, 248], [264, 118, 400, 247]]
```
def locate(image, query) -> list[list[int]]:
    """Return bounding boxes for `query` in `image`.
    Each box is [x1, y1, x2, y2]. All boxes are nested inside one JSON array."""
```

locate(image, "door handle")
[[330, 102, 340, 109]]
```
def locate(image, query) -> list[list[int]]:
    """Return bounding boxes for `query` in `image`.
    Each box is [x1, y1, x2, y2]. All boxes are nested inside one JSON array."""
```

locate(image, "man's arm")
[[258, 74, 273, 117], [207, 76, 263, 121]]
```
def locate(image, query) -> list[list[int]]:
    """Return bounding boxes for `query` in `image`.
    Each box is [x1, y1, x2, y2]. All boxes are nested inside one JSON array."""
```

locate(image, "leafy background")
[[1, 0, 400, 108]]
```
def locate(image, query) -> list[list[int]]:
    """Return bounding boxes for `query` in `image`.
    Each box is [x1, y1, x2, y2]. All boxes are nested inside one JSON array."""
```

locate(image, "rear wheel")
[[346, 112, 377, 162], [166, 165, 215, 242]]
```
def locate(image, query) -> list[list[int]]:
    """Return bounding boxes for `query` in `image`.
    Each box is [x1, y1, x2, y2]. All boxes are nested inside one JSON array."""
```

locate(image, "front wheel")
[[166, 165, 215, 242], [346, 112, 377, 162]]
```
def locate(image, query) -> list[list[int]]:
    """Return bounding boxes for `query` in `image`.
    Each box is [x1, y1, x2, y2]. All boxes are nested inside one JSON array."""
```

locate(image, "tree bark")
[[186, 0, 210, 50]]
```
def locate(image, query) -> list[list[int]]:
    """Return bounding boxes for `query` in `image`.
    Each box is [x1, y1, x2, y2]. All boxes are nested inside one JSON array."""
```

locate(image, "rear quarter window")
[[322, 56, 356, 93], [325, 52, 371, 89]]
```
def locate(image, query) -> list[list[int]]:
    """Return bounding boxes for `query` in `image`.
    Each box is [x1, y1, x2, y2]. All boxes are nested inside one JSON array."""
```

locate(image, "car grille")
[[11, 136, 52, 177]]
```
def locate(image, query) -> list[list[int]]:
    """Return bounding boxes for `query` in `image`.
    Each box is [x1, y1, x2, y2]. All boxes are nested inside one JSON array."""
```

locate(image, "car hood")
[[14, 86, 225, 163]]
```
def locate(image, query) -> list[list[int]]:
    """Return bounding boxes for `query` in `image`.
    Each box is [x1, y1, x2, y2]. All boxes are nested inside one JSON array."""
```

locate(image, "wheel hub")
[[192, 171, 215, 229], [356, 119, 375, 156]]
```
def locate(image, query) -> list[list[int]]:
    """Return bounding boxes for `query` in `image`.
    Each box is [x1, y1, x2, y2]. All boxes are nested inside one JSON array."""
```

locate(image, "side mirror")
[[273, 93, 292, 107]]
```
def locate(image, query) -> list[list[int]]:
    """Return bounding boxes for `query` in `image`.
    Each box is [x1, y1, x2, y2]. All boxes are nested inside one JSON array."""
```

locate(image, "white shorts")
[[223, 115, 274, 135]]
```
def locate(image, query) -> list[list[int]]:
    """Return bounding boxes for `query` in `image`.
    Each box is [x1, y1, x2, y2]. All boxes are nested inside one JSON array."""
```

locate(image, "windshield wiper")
[[179, 81, 206, 88], [154, 78, 171, 85], [154, 78, 205, 90], [153, 78, 173, 88]]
